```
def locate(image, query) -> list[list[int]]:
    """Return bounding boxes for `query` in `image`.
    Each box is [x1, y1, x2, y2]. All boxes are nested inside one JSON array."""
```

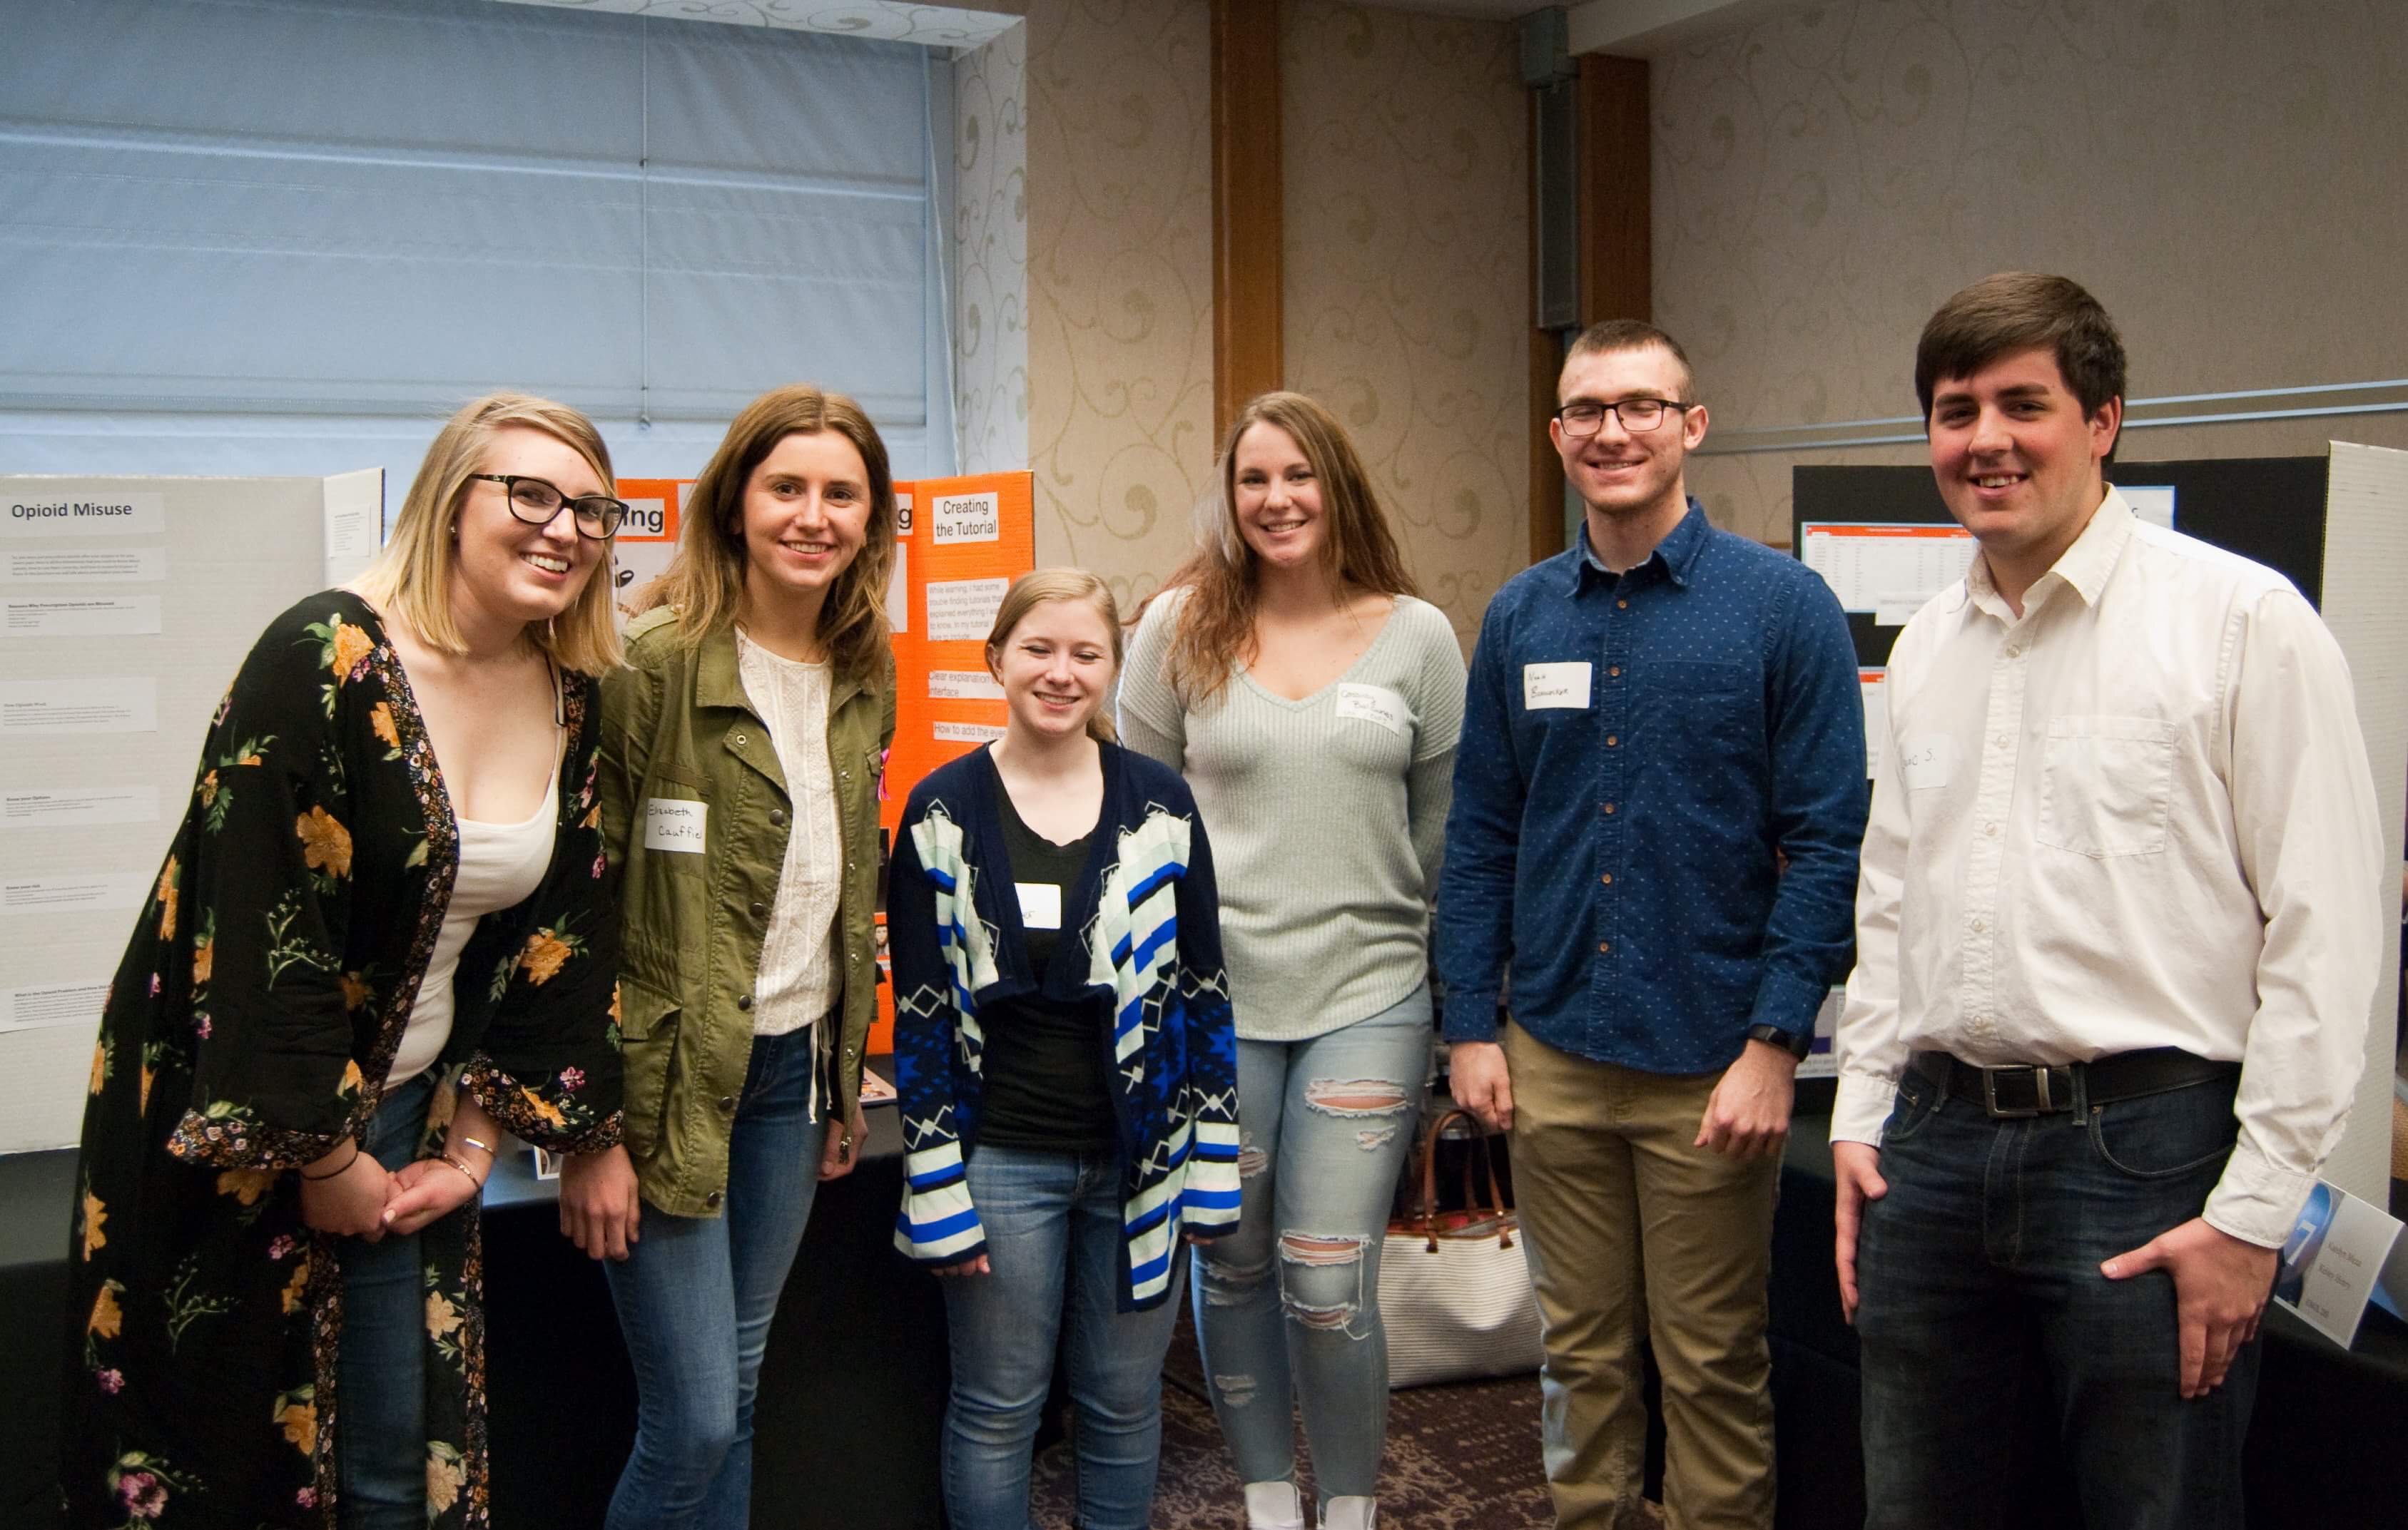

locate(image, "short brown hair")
[[1563, 319, 1695, 402], [1154, 391, 1420, 708], [355, 392, 624, 676], [632, 383, 898, 690], [987, 568, 1123, 743], [1915, 272, 2125, 421]]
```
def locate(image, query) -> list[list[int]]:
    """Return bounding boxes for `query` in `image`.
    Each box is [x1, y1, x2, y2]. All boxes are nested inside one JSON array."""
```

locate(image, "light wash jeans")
[[337, 1069, 438, 1529], [602, 1026, 828, 1530], [1192, 984, 1432, 1499], [940, 1143, 1185, 1530]]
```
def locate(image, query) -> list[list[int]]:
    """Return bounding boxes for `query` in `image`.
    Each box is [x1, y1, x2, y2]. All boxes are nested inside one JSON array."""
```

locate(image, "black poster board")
[[1793, 457, 2332, 673]]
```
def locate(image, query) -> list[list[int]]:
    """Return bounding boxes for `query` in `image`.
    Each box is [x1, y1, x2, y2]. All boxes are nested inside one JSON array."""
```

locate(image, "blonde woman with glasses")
[[65, 394, 631, 1528]]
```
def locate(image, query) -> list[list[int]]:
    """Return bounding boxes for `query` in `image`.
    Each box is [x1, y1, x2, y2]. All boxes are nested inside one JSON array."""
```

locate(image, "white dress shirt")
[[736, 628, 844, 1040], [1832, 489, 2387, 1249]]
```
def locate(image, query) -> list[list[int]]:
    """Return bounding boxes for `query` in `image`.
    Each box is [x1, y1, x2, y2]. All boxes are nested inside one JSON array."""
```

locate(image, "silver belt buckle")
[[1981, 1064, 2052, 1118]]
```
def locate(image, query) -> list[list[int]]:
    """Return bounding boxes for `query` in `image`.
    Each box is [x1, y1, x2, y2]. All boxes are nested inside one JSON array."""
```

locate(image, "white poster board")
[[0, 473, 375, 1154]]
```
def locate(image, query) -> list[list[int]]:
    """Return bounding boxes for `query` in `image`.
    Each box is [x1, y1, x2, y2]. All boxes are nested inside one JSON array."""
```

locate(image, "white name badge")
[[1523, 661, 1592, 710], [1334, 683, 1408, 737], [643, 797, 708, 852], [1898, 734, 1956, 791], [1016, 882, 1063, 930]]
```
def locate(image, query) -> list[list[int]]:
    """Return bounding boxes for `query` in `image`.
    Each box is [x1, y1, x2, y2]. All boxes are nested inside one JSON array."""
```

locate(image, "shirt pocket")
[[2037, 714, 2176, 857], [615, 972, 684, 1161], [1640, 661, 1758, 802]]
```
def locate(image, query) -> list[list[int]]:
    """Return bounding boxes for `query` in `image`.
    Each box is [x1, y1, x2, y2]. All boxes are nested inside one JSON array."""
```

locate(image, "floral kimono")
[[62, 591, 623, 1529]]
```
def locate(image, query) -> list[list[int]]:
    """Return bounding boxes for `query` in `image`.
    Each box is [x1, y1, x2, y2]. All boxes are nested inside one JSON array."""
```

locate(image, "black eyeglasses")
[[469, 474, 628, 539], [1553, 398, 1692, 437]]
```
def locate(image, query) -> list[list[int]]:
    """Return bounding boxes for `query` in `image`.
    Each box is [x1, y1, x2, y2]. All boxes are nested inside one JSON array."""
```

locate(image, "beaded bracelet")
[[300, 1145, 360, 1182], [437, 1152, 486, 1191]]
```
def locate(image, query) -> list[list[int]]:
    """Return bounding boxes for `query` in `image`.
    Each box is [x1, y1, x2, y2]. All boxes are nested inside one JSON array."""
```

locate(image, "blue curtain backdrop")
[[0, 0, 955, 494]]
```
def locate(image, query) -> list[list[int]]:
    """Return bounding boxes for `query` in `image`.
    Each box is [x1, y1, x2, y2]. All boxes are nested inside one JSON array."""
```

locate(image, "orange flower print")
[[198, 770, 219, 810], [518, 1086, 568, 1131], [88, 1281, 123, 1340], [81, 1189, 107, 1260], [337, 1059, 365, 1100], [275, 1390, 318, 1455], [193, 937, 213, 988], [215, 1168, 278, 1205], [155, 857, 179, 943], [338, 971, 372, 1013], [518, 930, 571, 985], [139, 1064, 155, 1118], [370, 701, 400, 750], [330, 621, 373, 682], [425, 1291, 463, 1341], [280, 1255, 313, 1315], [295, 807, 352, 878], [89, 1041, 108, 1096], [426, 1446, 466, 1515], [580, 802, 601, 830]]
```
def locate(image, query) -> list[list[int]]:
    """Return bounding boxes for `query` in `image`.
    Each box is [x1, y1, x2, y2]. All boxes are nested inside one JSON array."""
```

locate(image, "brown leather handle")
[[1412, 1108, 1514, 1251]]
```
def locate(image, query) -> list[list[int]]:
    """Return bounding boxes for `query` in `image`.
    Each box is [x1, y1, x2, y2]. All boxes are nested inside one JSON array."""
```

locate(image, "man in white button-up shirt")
[[1829, 272, 2387, 1530]]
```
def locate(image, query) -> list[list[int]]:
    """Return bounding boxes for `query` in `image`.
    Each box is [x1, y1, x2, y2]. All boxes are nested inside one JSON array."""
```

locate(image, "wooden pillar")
[[1211, 0, 1283, 442]]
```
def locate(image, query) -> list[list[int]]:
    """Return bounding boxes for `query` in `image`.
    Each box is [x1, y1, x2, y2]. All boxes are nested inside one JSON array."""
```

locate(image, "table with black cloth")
[[0, 1078, 951, 1530], [1768, 1114, 2408, 1529]]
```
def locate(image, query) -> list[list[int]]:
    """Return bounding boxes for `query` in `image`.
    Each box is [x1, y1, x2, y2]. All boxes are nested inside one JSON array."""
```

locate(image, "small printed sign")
[[1522, 662, 1592, 710], [1335, 683, 1408, 736], [932, 490, 1002, 546], [642, 797, 707, 853]]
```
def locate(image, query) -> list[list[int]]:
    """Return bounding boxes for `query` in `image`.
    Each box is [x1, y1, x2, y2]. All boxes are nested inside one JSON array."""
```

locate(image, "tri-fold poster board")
[[1787, 444, 2408, 1244], [0, 471, 384, 1154]]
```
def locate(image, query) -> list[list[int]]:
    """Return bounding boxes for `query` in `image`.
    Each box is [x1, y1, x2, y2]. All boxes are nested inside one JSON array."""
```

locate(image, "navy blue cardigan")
[[888, 742, 1241, 1309]]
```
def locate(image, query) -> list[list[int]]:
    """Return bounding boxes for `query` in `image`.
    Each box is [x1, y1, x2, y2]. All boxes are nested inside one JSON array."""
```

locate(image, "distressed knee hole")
[[1285, 1299, 1356, 1330], [1200, 1254, 1272, 1303], [1236, 1138, 1270, 1178], [1278, 1231, 1366, 1268], [1301, 1078, 1412, 1118], [1354, 1124, 1399, 1151], [1211, 1372, 1258, 1406]]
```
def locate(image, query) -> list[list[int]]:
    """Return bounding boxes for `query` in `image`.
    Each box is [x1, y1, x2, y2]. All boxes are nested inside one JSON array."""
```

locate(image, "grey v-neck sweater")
[[1118, 588, 1466, 1041]]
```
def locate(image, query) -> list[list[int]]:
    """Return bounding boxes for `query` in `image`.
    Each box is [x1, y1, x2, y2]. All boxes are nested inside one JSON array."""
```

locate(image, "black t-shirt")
[[975, 773, 1117, 1153]]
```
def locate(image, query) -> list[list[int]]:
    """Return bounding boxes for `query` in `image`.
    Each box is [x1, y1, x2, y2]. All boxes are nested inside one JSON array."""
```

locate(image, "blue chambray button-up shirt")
[[1436, 500, 1868, 1073]]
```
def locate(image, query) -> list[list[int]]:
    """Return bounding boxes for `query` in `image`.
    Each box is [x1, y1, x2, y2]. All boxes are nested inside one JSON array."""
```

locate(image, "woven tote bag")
[[1378, 1108, 1544, 1389]]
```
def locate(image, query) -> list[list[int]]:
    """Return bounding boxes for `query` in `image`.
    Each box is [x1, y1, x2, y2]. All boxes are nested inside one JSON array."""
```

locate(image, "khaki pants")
[[1503, 1022, 1780, 1530]]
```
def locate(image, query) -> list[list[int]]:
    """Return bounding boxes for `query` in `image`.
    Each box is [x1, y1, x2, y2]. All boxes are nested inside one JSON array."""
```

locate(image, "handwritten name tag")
[[1898, 734, 1956, 791], [1335, 683, 1408, 737], [644, 797, 708, 852], [1016, 882, 1063, 930], [1523, 661, 1592, 710]]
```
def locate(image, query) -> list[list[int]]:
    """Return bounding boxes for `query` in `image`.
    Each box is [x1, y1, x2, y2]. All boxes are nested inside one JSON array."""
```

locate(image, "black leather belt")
[[1910, 1047, 2239, 1119]]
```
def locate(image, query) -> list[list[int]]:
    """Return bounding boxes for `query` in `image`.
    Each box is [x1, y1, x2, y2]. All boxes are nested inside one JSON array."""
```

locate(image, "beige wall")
[[952, 21, 1029, 476], [1017, 0, 1216, 610], [1281, 0, 1529, 647], [1653, 0, 2408, 543]]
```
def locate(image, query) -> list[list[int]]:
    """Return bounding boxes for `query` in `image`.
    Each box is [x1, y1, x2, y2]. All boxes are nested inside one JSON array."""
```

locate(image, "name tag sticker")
[[1016, 882, 1063, 930], [1335, 683, 1408, 736], [1898, 734, 1956, 791], [1523, 661, 1592, 710], [643, 797, 707, 852]]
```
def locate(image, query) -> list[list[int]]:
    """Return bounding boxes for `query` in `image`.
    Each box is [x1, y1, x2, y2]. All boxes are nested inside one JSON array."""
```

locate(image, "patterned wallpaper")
[[1653, 0, 2408, 544], [1019, 0, 1216, 606], [1281, 0, 1528, 648], [952, 21, 1028, 474]]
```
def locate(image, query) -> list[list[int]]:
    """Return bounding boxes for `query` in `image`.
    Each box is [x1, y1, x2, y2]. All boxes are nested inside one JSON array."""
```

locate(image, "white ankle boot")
[[1244, 1480, 1308, 1530], [1320, 1496, 1377, 1530]]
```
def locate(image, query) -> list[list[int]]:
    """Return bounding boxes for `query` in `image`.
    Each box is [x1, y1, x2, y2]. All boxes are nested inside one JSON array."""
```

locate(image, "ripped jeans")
[[1191, 984, 1432, 1499]]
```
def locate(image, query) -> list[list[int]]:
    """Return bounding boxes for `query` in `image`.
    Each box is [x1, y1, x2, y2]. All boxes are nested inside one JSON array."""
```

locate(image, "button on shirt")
[[1437, 501, 1868, 1073], [1831, 490, 2387, 1248]]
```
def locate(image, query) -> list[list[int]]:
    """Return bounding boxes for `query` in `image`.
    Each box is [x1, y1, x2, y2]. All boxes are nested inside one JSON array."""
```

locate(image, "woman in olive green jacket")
[[570, 384, 898, 1530]]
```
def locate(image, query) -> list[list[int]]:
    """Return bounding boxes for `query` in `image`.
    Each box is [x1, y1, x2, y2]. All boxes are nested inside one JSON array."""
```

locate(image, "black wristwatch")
[[1747, 1022, 1812, 1061]]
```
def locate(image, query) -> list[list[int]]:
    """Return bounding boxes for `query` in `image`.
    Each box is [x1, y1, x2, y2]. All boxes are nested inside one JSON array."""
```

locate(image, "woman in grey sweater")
[[1119, 392, 1465, 1530]]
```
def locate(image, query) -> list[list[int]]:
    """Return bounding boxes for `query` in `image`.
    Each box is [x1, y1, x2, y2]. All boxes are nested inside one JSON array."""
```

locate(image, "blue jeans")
[[603, 1026, 828, 1530], [1855, 1067, 2257, 1530], [941, 1143, 1184, 1530], [1192, 986, 1431, 1499], [337, 1069, 438, 1529]]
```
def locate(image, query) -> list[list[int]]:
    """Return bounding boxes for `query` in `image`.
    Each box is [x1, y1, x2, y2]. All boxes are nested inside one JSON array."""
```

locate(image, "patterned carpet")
[[1028, 1308, 1558, 1528]]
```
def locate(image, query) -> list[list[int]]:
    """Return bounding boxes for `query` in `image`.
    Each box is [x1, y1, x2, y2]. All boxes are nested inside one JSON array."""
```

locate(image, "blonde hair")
[[986, 568, 1123, 743], [1154, 391, 1418, 707], [354, 392, 625, 675], [630, 383, 897, 690]]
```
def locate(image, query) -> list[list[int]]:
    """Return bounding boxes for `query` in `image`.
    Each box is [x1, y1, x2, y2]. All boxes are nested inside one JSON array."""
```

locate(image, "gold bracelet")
[[437, 1153, 484, 1191], [456, 1134, 497, 1158]]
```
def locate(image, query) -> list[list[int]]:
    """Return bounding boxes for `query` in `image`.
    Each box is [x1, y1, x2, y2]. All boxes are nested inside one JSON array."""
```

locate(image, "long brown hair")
[[987, 568, 1123, 743], [1156, 391, 1419, 707], [633, 384, 897, 688], [355, 392, 624, 675]]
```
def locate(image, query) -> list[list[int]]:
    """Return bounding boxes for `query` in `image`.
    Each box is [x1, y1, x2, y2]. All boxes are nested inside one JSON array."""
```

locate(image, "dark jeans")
[[1855, 1068, 2257, 1530]]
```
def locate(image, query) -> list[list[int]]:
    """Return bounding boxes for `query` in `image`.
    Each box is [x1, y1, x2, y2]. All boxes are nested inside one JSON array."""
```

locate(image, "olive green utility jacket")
[[599, 606, 895, 1217]]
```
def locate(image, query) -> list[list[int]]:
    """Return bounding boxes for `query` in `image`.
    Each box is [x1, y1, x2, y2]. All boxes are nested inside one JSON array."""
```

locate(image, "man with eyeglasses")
[[1437, 319, 1866, 1529]]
